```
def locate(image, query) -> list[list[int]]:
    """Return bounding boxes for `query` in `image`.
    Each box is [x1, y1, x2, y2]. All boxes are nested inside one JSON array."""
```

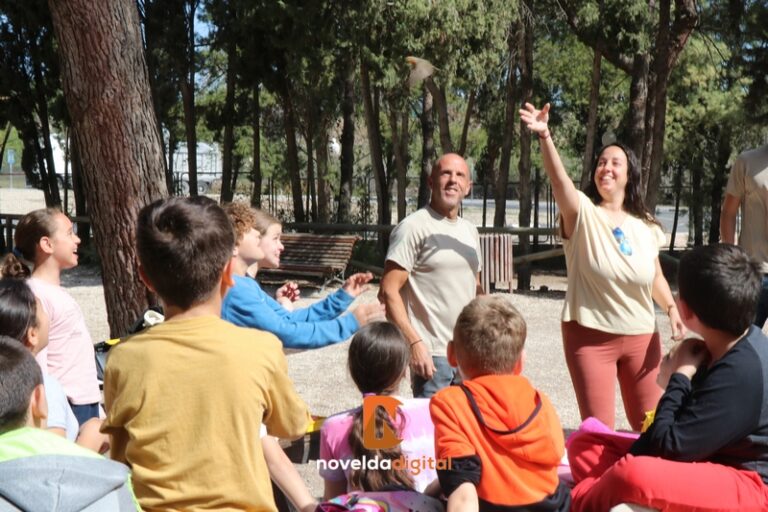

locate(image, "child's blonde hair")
[[454, 295, 526, 375]]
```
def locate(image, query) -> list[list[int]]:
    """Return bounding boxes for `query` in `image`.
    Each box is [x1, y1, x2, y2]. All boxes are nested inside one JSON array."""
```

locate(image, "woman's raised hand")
[[519, 102, 551, 136]]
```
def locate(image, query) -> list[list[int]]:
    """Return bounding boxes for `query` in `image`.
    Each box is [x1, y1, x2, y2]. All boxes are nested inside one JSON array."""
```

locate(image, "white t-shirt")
[[386, 206, 481, 356], [561, 191, 665, 335], [43, 372, 79, 441], [725, 145, 768, 273]]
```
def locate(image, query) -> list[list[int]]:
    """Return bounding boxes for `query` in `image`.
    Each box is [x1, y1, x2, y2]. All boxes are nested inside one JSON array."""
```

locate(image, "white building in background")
[[169, 141, 223, 193], [48, 135, 223, 194]]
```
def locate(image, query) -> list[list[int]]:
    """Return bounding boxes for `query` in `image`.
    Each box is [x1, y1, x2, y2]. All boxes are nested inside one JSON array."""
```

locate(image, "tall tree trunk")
[[458, 90, 475, 157], [424, 79, 453, 154], [305, 126, 318, 222], [644, 0, 698, 211], [219, 38, 236, 203], [388, 101, 409, 222], [627, 54, 649, 164], [179, 80, 197, 196], [517, 3, 534, 291], [360, 60, 390, 226], [691, 153, 704, 246], [49, 0, 168, 336], [494, 27, 519, 228], [314, 125, 330, 223], [481, 140, 500, 229], [418, 87, 435, 208], [31, 125, 54, 206], [708, 126, 732, 243], [32, 56, 62, 207], [337, 57, 355, 223], [70, 133, 90, 245], [279, 79, 305, 223], [179, 1, 197, 197], [669, 162, 682, 252], [250, 85, 262, 207], [166, 131, 177, 195], [581, 50, 602, 189]]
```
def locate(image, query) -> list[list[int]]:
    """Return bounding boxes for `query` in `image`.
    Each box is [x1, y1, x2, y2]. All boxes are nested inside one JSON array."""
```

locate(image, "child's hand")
[[352, 301, 385, 326], [343, 272, 374, 297], [275, 282, 300, 303], [666, 338, 709, 380]]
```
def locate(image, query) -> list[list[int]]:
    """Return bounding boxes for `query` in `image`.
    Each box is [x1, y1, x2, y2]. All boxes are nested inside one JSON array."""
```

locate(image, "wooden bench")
[[259, 233, 359, 291]]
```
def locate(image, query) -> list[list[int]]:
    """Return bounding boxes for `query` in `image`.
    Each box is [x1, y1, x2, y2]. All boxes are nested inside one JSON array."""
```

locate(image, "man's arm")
[[378, 260, 435, 379], [475, 274, 484, 296], [720, 193, 740, 244]]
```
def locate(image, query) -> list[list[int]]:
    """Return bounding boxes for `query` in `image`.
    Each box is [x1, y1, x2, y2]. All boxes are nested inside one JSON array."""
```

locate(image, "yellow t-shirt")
[[561, 191, 665, 335], [725, 145, 768, 273], [103, 315, 311, 512]]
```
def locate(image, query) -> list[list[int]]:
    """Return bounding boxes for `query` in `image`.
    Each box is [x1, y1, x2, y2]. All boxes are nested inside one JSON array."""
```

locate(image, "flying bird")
[[405, 56, 438, 88]]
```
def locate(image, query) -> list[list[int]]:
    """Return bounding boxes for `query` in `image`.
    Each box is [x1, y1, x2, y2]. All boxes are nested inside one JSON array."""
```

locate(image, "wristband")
[[538, 130, 551, 140], [409, 339, 423, 348]]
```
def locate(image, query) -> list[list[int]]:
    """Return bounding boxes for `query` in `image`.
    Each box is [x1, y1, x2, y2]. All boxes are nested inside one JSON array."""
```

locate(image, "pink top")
[[319, 397, 437, 492], [30, 278, 100, 405]]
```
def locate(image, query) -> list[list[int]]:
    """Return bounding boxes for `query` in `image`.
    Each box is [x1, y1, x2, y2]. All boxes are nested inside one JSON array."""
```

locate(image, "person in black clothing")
[[568, 243, 768, 511]]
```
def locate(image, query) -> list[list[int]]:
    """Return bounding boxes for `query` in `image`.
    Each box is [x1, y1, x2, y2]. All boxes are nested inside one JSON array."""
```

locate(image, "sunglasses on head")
[[612, 227, 632, 256]]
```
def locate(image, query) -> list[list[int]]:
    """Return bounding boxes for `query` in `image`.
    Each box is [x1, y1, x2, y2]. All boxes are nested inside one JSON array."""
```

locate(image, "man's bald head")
[[428, 153, 472, 219]]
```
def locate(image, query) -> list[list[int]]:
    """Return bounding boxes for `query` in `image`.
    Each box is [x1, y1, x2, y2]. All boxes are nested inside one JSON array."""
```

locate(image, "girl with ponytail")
[[318, 322, 438, 500], [10, 208, 101, 426]]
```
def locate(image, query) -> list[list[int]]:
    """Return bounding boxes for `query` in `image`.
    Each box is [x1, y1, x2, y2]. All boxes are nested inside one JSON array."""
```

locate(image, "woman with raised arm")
[[519, 103, 685, 431]]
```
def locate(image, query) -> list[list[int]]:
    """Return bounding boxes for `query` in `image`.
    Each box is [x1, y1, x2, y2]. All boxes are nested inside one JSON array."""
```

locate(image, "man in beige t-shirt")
[[721, 144, 768, 327], [379, 153, 483, 398]]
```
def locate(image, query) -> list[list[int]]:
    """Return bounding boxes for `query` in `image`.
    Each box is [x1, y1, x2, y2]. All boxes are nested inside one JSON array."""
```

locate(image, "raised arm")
[[519, 103, 580, 238]]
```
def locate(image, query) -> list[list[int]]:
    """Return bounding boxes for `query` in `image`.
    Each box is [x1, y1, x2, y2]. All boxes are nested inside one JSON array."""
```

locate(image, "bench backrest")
[[268, 233, 359, 278]]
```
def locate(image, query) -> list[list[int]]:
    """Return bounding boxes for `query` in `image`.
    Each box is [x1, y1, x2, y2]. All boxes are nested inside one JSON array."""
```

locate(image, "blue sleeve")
[[285, 288, 355, 322], [630, 351, 762, 461], [222, 276, 360, 349]]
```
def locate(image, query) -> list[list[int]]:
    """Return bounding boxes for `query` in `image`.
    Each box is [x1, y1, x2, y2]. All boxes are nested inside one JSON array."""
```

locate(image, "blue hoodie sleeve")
[[284, 288, 355, 322], [222, 276, 360, 349]]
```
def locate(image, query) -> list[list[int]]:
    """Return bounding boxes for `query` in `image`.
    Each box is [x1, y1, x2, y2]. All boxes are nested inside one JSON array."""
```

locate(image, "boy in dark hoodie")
[[430, 295, 571, 512], [0, 336, 138, 511]]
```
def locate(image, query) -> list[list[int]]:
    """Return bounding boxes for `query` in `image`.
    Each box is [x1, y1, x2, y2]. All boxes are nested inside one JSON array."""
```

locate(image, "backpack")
[[316, 491, 444, 512]]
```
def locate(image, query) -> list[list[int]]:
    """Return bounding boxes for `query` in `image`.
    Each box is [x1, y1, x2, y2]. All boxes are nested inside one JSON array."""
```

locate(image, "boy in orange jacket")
[[430, 295, 570, 511]]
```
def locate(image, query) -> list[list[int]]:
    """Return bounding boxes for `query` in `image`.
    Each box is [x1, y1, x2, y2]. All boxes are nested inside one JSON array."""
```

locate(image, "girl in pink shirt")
[[12, 208, 100, 425], [319, 322, 439, 500]]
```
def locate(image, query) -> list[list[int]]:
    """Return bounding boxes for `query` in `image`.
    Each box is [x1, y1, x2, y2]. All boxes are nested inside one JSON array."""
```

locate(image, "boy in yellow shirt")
[[102, 196, 311, 511]]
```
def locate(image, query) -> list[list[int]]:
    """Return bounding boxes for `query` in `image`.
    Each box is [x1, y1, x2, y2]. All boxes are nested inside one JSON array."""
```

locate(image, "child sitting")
[[568, 243, 768, 511], [0, 269, 107, 452], [221, 204, 384, 348], [319, 322, 439, 498], [430, 295, 571, 512], [102, 196, 311, 510], [12, 208, 101, 425], [0, 336, 138, 510]]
